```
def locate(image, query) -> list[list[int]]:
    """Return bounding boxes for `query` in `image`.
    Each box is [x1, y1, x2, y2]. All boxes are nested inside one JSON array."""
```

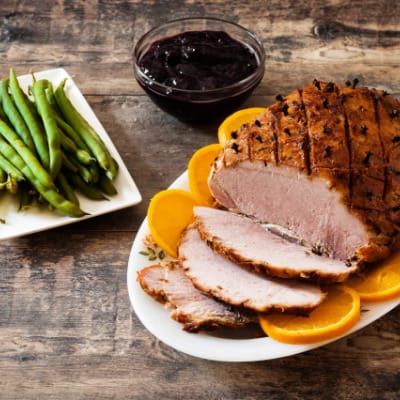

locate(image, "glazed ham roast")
[[209, 80, 400, 269]]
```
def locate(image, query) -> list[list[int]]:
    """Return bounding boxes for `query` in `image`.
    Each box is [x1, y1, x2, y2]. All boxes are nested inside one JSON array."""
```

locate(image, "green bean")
[[68, 154, 94, 183], [76, 148, 94, 166], [111, 157, 119, 175], [97, 173, 117, 196], [59, 127, 93, 165], [88, 162, 100, 184], [21, 87, 37, 115], [65, 170, 108, 200], [61, 150, 96, 185], [0, 78, 36, 153], [61, 152, 79, 173], [45, 81, 63, 116], [0, 152, 25, 182], [54, 80, 117, 179], [34, 177, 87, 217], [0, 102, 11, 126], [31, 79, 62, 179], [0, 119, 56, 190], [54, 114, 90, 153], [56, 171, 79, 206], [0, 135, 28, 175], [8, 68, 50, 168]]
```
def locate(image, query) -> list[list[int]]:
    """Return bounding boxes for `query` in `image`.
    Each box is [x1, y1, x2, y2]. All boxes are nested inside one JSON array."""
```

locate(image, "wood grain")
[[0, 1, 399, 399]]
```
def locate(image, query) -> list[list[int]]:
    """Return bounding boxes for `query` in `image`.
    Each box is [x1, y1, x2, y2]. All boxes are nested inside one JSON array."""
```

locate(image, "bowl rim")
[[133, 16, 265, 96]]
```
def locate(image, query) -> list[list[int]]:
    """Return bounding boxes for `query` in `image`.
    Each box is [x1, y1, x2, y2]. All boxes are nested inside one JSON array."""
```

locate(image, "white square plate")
[[0, 68, 141, 239]]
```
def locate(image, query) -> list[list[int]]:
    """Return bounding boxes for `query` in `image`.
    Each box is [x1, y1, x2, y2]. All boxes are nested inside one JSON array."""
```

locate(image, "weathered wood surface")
[[0, 1, 399, 399]]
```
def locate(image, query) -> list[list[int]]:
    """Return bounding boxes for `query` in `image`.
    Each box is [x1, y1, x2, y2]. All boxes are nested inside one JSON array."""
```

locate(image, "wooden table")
[[0, 1, 399, 399]]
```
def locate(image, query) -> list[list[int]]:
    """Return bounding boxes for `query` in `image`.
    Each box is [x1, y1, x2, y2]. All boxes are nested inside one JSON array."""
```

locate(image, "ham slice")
[[193, 206, 358, 283], [178, 224, 325, 313], [137, 261, 255, 331]]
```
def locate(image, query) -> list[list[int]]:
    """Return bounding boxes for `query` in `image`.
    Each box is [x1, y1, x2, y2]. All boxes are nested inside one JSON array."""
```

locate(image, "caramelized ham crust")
[[137, 261, 255, 331], [209, 80, 400, 267]]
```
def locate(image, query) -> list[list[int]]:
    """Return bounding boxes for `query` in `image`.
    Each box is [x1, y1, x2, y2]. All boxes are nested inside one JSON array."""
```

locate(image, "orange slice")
[[259, 285, 360, 344], [188, 143, 221, 206], [147, 189, 198, 258], [346, 252, 400, 302], [217, 107, 266, 146]]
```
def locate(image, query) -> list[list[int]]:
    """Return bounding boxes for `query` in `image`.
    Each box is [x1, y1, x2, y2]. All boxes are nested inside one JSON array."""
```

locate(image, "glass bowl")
[[133, 17, 265, 123]]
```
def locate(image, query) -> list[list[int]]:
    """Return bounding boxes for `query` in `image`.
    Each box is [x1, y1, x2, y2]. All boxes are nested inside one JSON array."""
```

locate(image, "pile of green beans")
[[0, 68, 119, 218]]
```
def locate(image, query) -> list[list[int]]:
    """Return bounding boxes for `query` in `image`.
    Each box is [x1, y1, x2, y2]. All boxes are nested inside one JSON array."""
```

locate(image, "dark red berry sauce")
[[139, 30, 258, 91], [136, 30, 262, 122]]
